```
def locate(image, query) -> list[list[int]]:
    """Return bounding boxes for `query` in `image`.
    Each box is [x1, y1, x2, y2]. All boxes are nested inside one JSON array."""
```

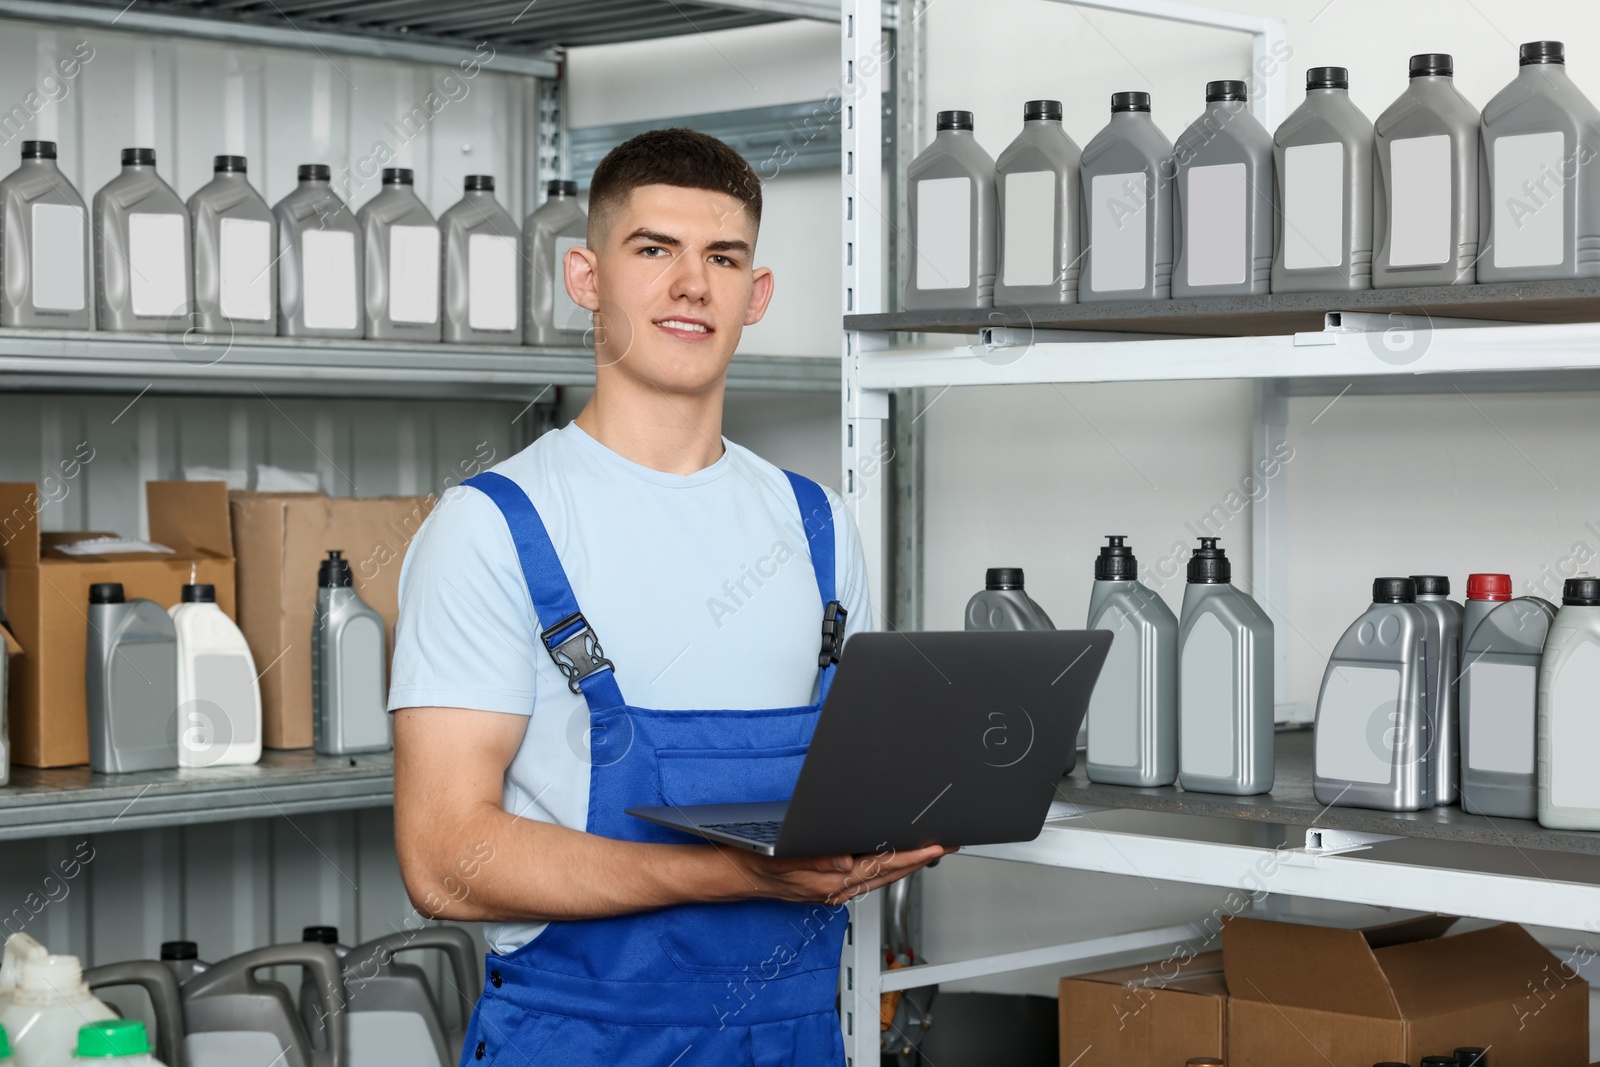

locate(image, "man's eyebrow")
[[623, 228, 681, 247], [705, 239, 752, 255]]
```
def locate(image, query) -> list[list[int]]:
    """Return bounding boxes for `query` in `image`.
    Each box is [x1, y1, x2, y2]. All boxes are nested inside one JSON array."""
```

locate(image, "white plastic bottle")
[[1537, 576, 1600, 829], [0, 956, 115, 1067], [73, 1020, 165, 1067], [0, 935, 47, 1016], [170, 583, 261, 768]]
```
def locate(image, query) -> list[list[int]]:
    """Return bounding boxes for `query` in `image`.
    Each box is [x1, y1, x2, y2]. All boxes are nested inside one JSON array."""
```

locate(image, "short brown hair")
[[587, 128, 762, 242]]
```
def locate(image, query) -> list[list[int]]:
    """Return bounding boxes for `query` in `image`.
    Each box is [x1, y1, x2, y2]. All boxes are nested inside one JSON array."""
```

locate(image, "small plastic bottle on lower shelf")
[[1536, 576, 1600, 830]]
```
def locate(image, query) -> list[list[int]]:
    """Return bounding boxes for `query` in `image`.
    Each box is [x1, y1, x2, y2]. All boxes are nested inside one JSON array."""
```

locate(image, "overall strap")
[[463, 471, 625, 711], [783, 471, 845, 699]]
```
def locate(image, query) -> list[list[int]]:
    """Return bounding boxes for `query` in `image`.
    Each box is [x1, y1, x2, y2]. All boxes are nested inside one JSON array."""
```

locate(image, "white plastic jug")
[[0, 956, 115, 1067], [170, 584, 262, 768], [0, 935, 47, 1014]]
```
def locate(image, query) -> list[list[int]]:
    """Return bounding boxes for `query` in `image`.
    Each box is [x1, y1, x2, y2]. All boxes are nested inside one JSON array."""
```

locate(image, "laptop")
[[627, 630, 1110, 856]]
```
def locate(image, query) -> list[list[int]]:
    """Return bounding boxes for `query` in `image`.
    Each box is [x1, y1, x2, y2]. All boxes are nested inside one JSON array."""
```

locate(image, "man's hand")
[[738, 844, 956, 906]]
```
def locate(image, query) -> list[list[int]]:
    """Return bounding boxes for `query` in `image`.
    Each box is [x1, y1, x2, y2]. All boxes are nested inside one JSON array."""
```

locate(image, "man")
[[391, 129, 950, 1064]]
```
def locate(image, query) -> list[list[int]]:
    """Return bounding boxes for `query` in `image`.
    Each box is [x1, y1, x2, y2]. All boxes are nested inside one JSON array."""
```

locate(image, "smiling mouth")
[[654, 318, 712, 334]]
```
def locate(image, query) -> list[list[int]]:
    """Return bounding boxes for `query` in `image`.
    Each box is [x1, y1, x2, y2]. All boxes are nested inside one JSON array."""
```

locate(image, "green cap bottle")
[[75, 1019, 151, 1058], [0, 1021, 11, 1060]]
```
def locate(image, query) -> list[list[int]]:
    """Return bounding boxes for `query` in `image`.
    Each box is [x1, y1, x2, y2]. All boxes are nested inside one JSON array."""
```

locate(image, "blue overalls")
[[458, 469, 851, 1066]]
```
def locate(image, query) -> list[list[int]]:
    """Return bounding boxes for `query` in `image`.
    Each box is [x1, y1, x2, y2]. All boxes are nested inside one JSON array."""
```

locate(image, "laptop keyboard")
[[704, 820, 783, 844]]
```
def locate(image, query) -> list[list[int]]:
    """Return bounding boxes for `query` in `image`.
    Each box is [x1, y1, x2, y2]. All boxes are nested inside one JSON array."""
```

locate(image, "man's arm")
[[394, 706, 951, 923]]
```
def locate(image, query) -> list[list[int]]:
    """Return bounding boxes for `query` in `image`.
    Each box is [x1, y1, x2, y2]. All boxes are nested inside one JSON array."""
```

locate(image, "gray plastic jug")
[[1177, 539, 1274, 795], [1172, 81, 1274, 298], [1411, 575, 1463, 806], [157, 943, 207, 988], [358, 168, 440, 343], [1080, 92, 1174, 302], [1084, 537, 1178, 787], [1271, 67, 1375, 293], [524, 179, 589, 345], [0, 610, 12, 789], [1462, 572, 1511, 649], [187, 156, 276, 336], [1537, 576, 1600, 829], [1479, 41, 1600, 282], [965, 568, 1074, 770], [84, 960, 186, 1067], [0, 141, 90, 329], [995, 100, 1081, 306], [313, 551, 390, 756], [93, 148, 193, 332], [441, 176, 522, 344], [273, 165, 363, 339], [905, 110, 996, 310], [1459, 595, 1555, 819], [1313, 578, 1433, 812], [1373, 55, 1481, 287], [86, 583, 178, 774], [175, 942, 345, 1067]]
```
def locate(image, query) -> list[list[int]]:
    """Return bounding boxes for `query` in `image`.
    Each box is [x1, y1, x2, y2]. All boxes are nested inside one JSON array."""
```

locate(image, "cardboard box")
[[229, 491, 431, 749], [1060, 951, 1227, 1067], [0, 481, 235, 767], [1224, 915, 1590, 1067]]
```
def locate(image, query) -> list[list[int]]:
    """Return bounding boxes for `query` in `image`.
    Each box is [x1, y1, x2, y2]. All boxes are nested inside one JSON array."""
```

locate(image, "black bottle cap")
[[1306, 66, 1349, 90], [213, 155, 247, 173], [1187, 538, 1231, 584], [1023, 99, 1062, 121], [160, 941, 198, 961], [1111, 91, 1151, 113], [1455, 1049, 1488, 1067], [319, 549, 353, 588], [1095, 536, 1138, 581], [1563, 577, 1600, 606], [464, 174, 495, 191], [1422, 1058, 1460, 1067], [1410, 575, 1451, 596], [936, 110, 973, 132], [1374, 1063, 1411, 1067], [89, 583, 125, 605], [182, 583, 216, 603], [1520, 41, 1564, 66], [121, 147, 156, 167], [1373, 577, 1417, 603], [303, 925, 340, 944], [298, 163, 331, 182], [1206, 80, 1248, 102], [382, 167, 413, 185], [547, 179, 579, 197], [1410, 53, 1453, 77], [985, 567, 1024, 591], [22, 140, 55, 160]]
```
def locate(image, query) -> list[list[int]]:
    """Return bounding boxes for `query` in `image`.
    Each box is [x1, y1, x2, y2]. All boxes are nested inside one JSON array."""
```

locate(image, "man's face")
[[567, 183, 772, 396]]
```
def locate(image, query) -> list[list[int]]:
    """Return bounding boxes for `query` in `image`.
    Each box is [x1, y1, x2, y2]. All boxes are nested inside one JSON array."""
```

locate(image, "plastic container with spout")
[[1478, 41, 1600, 282], [0, 955, 116, 1067], [359, 168, 440, 342], [1411, 575, 1464, 805], [93, 148, 192, 333], [85, 583, 178, 775], [1084, 536, 1178, 787], [170, 583, 261, 768], [0, 936, 47, 1016], [73, 1020, 165, 1066], [83, 961, 184, 1067], [313, 551, 390, 756], [1177, 539, 1274, 795], [1313, 578, 1433, 811], [1271, 67, 1375, 293], [0, 141, 90, 329], [157, 943, 206, 988], [995, 100, 1082, 307], [177, 942, 345, 1067], [1079, 92, 1175, 302], [904, 110, 997, 310], [441, 176, 522, 345], [1462, 572, 1511, 649], [1373, 54, 1481, 287], [524, 179, 589, 345], [1459, 594, 1555, 819], [1537, 576, 1600, 829], [187, 155, 276, 336], [964, 567, 1074, 768], [1172, 81, 1274, 298], [273, 164, 363, 339]]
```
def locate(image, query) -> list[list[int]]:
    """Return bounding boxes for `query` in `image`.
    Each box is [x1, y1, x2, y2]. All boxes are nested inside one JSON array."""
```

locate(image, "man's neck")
[[573, 375, 727, 476]]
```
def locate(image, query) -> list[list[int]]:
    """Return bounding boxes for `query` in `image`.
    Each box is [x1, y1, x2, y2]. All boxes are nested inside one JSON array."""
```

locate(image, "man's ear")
[[743, 265, 775, 327], [566, 245, 601, 312]]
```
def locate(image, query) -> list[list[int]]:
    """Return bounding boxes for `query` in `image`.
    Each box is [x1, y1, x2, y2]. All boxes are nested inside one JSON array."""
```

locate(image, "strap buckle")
[[541, 612, 616, 695], [819, 600, 848, 667]]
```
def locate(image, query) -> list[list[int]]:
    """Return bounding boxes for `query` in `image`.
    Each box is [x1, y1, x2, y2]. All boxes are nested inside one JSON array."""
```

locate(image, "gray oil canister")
[[188, 155, 276, 337], [1, 609, 11, 788], [94, 148, 193, 332], [1085, 536, 1179, 787], [1272, 67, 1375, 293], [313, 551, 391, 756], [1373, 54, 1481, 287], [441, 176, 522, 344], [359, 168, 440, 342], [1462, 572, 1510, 649], [84, 960, 186, 1067], [1079, 92, 1174, 302], [524, 179, 589, 345], [1177, 539, 1274, 795], [1479, 41, 1600, 282], [273, 165, 363, 339], [85, 583, 178, 774], [1172, 81, 1274, 298], [1312, 578, 1433, 812], [1411, 575, 1463, 806], [0, 140, 90, 329], [994, 100, 1081, 306], [158, 942, 208, 987], [1459, 594, 1555, 819], [1537, 577, 1600, 829], [904, 110, 997, 310], [175, 942, 345, 1067], [964, 567, 1074, 769]]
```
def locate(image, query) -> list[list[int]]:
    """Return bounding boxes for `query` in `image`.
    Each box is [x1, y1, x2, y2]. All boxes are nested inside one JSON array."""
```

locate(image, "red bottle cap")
[[1466, 573, 1512, 600]]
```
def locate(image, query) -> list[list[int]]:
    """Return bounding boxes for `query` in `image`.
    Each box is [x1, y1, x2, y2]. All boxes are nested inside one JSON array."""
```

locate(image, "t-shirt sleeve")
[[824, 487, 876, 639], [387, 484, 542, 715]]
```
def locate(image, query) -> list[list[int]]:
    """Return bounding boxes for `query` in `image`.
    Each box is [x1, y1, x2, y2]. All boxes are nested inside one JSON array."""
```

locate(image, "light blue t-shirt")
[[388, 422, 872, 952]]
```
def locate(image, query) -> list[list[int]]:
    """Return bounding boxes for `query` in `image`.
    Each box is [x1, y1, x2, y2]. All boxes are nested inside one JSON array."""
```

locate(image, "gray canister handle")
[[84, 959, 187, 1067]]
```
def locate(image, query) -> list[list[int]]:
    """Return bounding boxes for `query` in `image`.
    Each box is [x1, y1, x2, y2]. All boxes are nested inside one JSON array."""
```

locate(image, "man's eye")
[[710, 255, 735, 267], [640, 246, 669, 257]]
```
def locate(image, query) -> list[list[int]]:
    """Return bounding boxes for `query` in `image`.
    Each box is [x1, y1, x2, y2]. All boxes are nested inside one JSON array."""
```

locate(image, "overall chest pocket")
[[656, 743, 808, 807]]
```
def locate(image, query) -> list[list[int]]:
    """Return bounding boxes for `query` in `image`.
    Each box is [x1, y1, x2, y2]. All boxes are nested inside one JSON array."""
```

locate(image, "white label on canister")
[[1003, 170, 1055, 287], [1549, 640, 1600, 809], [1283, 141, 1345, 270], [30, 201, 84, 311], [1389, 134, 1452, 266], [1466, 661, 1536, 774], [552, 235, 589, 332], [1180, 613, 1235, 779], [186, 1031, 287, 1067], [387, 224, 440, 324], [347, 1012, 439, 1067], [302, 228, 358, 329], [915, 176, 971, 290], [1315, 665, 1401, 785], [468, 232, 519, 331], [339, 613, 389, 751], [1090, 171, 1148, 292], [1185, 162, 1247, 287], [127, 211, 187, 318], [1494, 131, 1566, 268], [218, 217, 272, 321], [1087, 605, 1139, 768]]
